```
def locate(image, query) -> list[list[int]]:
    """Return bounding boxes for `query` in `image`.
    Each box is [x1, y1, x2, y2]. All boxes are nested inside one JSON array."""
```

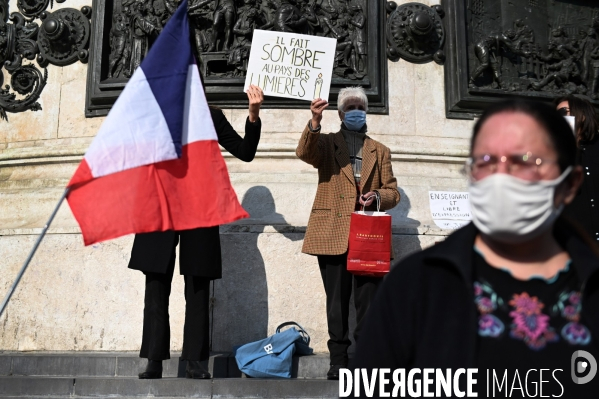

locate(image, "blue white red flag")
[[66, 0, 248, 245]]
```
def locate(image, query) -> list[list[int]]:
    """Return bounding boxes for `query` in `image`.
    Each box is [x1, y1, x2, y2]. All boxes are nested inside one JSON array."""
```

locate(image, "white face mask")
[[468, 167, 572, 244], [564, 116, 576, 135]]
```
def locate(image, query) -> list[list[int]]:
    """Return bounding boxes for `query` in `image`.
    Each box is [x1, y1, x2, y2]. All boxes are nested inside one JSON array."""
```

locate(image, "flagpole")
[[0, 188, 70, 318]]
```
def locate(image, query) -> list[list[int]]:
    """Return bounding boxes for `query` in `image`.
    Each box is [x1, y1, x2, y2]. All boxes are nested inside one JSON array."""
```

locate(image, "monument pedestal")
[[0, 351, 337, 398]]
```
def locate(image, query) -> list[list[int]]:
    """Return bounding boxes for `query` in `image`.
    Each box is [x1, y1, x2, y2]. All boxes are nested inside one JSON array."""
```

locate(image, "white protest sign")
[[428, 191, 472, 230], [434, 220, 471, 230], [244, 29, 337, 101]]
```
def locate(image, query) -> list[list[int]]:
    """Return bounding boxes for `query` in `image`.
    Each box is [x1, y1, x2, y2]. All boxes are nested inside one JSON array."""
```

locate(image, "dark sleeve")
[[211, 108, 261, 162]]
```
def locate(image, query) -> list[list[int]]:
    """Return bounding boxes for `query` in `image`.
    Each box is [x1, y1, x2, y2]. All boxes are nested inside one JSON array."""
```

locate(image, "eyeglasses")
[[463, 153, 559, 181], [557, 107, 570, 116]]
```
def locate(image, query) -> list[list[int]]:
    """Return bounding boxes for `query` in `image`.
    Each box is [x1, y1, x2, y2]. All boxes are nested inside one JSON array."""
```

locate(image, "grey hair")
[[337, 86, 368, 112]]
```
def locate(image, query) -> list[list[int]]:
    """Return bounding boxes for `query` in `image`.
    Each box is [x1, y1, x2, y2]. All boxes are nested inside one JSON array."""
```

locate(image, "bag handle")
[[360, 191, 381, 212], [276, 321, 310, 346]]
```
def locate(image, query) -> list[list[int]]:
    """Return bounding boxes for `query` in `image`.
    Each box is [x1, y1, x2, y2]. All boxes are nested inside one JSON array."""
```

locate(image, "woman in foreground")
[[352, 100, 599, 398], [555, 95, 599, 243]]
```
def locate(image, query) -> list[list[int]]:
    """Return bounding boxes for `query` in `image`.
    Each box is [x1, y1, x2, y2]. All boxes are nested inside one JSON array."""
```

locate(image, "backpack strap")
[[275, 321, 310, 345]]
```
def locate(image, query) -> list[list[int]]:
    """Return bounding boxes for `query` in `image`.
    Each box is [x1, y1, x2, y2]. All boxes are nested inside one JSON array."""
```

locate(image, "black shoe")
[[186, 360, 211, 379], [138, 359, 163, 379], [327, 364, 344, 380]]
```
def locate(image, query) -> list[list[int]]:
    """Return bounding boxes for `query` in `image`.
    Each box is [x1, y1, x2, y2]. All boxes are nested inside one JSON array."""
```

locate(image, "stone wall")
[[0, 0, 474, 353]]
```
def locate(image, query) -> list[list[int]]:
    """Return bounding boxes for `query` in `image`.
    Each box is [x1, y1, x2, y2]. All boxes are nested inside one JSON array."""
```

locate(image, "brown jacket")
[[296, 122, 400, 255]]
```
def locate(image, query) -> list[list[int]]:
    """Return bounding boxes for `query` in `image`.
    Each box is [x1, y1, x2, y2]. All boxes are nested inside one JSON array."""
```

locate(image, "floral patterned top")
[[474, 249, 597, 397]]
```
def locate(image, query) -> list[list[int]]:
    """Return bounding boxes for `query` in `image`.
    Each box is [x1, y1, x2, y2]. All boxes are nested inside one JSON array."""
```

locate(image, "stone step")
[[0, 376, 338, 398], [0, 352, 330, 379]]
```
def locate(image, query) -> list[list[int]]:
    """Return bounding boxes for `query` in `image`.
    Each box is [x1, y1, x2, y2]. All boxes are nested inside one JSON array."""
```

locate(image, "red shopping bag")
[[347, 209, 392, 277]]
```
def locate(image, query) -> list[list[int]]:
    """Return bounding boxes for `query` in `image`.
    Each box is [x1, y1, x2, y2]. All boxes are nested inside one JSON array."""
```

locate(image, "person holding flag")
[[130, 85, 264, 380], [62, 0, 264, 380]]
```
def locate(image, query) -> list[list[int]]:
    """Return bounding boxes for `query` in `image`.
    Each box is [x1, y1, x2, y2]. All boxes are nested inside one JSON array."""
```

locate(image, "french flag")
[[67, 0, 248, 246]]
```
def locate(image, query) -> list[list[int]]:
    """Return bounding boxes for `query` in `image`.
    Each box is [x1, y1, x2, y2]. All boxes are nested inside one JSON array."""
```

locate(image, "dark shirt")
[[474, 250, 597, 397], [351, 222, 599, 399], [563, 139, 599, 242], [340, 127, 365, 185]]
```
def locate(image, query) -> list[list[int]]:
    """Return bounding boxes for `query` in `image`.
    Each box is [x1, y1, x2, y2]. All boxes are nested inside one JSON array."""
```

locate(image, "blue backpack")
[[234, 322, 313, 378]]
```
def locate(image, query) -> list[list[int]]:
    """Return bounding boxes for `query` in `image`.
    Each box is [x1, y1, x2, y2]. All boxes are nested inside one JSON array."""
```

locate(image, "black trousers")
[[318, 253, 382, 366], [139, 244, 211, 361]]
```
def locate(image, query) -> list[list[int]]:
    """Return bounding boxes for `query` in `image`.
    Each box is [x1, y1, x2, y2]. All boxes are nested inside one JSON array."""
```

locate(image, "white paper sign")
[[428, 191, 472, 230], [244, 29, 337, 101], [433, 220, 471, 230]]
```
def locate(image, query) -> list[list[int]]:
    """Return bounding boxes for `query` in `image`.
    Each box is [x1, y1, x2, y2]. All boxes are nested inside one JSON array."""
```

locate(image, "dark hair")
[[553, 95, 599, 143], [471, 99, 578, 172]]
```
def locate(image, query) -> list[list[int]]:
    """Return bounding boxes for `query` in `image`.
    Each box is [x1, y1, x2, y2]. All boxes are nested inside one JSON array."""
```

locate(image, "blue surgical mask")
[[343, 110, 367, 131]]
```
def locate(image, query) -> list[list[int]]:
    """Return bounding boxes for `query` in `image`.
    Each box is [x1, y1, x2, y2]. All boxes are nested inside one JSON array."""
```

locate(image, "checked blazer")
[[296, 122, 400, 256]]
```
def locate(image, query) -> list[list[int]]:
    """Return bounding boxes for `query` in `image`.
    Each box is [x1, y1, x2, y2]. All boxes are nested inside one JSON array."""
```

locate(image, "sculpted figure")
[[300, 0, 318, 34], [237, 0, 256, 14], [316, 3, 339, 37], [579, 28, 597, 82], [512, 19, 534, 51], [211, 0, 236, 51], [274, 0, 306, 33], [258, 0, 279, 30], [151, 0, 167, 17], [300, 2, 337, 37], [108, 13, 130, 78], [590, 45, 599, 98], [551, 27, 570, 46], [127, 2, 161, 76], [469, 32, 524, 88], [189, 0, 215, 53], [469, 35, 505, 88], [163, 0, 180, 14], [190, 0, 236, 51], [531, 41, 580, 91], [228, 6, 259, 75], [121, 0, 137, 15], [332, 14, 352, 69], [547, 26, 578, 56], [349, 4, 366, 77]]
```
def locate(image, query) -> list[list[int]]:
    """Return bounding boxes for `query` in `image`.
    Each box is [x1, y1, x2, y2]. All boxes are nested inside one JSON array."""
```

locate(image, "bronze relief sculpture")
[[87, 0, 390, 116], [444, 0, 599, 119], [104, 0, 370, 81], [468, 19, 599, 98]]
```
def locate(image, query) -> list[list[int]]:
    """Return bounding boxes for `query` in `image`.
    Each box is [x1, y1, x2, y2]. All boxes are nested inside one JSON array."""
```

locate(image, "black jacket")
[[127, 108, 261, 278], [353, 221, 599, 375], [563, 139, 599, 240]]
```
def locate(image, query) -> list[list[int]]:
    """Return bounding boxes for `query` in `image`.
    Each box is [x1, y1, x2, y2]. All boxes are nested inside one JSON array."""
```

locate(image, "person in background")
[[353, 100, 599, 397], [555, 95, 599, 243], [129, 85, 264, 380], [296, 86, 400, 380]]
